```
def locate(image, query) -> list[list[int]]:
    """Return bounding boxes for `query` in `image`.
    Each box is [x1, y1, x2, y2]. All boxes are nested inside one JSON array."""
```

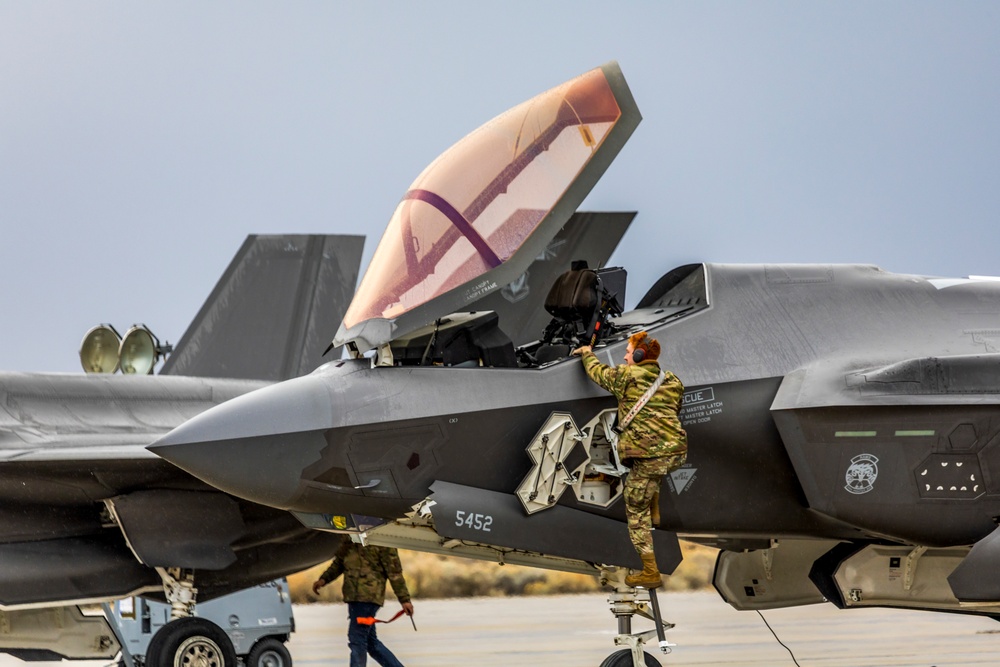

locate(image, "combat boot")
[[650, 491, 661, 528], [625, 553, 662, 589]]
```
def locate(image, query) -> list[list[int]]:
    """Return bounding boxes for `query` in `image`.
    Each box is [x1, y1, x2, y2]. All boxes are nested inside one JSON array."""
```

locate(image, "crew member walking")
[[312, 541, 414, 667], [573, 331, 687, 588]]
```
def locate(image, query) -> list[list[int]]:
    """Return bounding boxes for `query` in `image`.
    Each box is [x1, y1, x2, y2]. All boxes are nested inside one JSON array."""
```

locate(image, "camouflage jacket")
[[320, 542, 411, 606], [582, 349, 687, 460]]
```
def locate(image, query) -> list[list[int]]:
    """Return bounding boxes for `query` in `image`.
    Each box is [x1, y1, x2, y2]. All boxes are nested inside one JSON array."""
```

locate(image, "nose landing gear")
[[600, 567, 675, 667]]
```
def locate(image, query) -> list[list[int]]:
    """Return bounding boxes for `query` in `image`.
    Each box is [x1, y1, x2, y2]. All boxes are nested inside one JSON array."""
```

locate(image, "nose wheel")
[[600, 567, 675, 667], [599, 649, 662, 667]]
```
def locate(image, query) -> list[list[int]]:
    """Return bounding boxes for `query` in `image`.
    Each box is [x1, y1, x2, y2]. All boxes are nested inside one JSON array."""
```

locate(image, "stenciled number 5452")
[[454, 510, 493, 532]]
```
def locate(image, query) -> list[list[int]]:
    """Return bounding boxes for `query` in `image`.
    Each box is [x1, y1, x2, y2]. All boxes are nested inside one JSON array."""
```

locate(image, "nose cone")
[[150, 374, 333, 509]]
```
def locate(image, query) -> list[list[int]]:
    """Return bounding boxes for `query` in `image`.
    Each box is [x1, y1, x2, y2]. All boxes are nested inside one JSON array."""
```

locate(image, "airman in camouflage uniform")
[[574, 331, 687, 588], [312, 541, 414, 667]]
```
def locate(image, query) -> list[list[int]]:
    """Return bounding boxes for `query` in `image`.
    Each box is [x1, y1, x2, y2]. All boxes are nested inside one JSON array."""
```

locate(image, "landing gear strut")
[[600, 567, 675, 667], [147, 568, 237, 667], [155, 567, 198, 619]]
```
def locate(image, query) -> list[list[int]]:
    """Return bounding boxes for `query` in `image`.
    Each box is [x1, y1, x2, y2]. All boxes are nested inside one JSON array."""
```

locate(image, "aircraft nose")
[[149, 374, 334, 510]]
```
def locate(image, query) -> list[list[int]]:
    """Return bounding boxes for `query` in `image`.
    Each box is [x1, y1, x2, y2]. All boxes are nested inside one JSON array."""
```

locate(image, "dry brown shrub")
[[661, 540, 718, 592], [287, 541, 718, 603]]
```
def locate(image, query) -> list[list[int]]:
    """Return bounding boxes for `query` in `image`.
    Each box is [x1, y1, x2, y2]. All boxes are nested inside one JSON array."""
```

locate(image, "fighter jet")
[[152, 62, 1000, 666]]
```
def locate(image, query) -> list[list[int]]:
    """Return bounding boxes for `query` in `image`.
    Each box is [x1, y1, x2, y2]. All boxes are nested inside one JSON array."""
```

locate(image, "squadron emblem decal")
[[845, 454, 879, 495]]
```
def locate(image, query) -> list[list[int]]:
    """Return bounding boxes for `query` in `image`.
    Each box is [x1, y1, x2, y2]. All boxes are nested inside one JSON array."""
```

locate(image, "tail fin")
[[160, 235, 365, 381]]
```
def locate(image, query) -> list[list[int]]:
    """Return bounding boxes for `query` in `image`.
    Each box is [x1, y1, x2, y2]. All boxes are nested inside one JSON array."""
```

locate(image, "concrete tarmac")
[[2, 591, 999, 666]]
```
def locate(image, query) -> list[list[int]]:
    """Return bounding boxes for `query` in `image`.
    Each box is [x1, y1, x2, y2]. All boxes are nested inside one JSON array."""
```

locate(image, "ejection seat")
[[531, 261, 627, 365]]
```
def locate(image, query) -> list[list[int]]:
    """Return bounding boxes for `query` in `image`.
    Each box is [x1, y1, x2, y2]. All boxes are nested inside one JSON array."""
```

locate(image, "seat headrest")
[[544, 269, 599, 319]]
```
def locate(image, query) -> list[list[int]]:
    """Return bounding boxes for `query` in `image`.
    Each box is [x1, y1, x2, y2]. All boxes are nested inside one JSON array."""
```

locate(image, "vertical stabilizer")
[[161, 235, 364, 381]]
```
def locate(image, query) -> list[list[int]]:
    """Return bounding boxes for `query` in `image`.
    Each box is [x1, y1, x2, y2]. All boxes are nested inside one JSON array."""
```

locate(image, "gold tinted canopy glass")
[[342, 66, 623, 331]]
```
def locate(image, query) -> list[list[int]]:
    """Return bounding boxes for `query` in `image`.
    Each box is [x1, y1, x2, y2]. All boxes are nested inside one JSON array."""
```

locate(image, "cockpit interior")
[[384, 261, 709, 370]]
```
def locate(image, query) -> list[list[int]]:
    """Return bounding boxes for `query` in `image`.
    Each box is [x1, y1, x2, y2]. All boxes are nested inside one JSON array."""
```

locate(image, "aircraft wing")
[[0, 440, 160, 462], [0, 368, 338, 610], [0, 373, 266, 462]]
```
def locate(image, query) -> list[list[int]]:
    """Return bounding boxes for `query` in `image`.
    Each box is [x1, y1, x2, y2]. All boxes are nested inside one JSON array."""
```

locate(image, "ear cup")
[[631, 347, 645, 363]]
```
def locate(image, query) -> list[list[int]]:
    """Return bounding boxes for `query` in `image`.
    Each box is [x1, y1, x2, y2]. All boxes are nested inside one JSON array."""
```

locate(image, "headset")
[[631, 346, 645, 363]]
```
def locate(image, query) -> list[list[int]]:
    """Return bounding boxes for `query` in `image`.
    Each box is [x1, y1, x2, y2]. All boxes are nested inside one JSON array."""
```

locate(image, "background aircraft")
[[152, 63, 1000, 666], [0, 234, 363, 660]]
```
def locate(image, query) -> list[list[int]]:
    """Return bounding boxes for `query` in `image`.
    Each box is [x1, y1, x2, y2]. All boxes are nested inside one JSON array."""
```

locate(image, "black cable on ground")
[[757, 610, 802, 667]]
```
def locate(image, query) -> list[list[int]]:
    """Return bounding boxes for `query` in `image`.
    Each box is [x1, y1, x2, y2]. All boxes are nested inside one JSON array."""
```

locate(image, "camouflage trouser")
[[624, 454, 686, 556]]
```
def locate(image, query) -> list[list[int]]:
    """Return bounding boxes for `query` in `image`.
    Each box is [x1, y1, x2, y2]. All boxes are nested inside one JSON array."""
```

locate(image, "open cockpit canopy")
[[333, 62, 641, 352]]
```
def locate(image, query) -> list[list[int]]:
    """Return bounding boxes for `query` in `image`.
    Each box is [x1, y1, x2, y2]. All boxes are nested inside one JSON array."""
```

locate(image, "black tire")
[[246, 637, 292, 667], [598, 648, 661, 667], [144, 617, 237, 667]]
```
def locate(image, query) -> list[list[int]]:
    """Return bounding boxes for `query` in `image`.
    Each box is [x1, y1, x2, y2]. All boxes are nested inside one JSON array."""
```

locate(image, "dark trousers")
[[347, 602, 404, 667]]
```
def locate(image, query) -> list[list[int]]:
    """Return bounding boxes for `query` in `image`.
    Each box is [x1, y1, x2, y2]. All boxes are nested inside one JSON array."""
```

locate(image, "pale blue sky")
[[2, 2, 999, 372]]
